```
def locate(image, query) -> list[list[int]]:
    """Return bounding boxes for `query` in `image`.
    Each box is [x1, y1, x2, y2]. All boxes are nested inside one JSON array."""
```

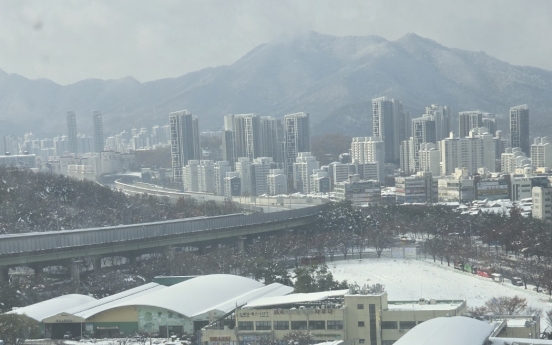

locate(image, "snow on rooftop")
[[193, 283, 294, 317], [387, 301, 464, 311], [58, 282, 165, 320], [114, 274, 279, 317], [8, 294, 96, 321], [243, 289, 349, 309], [393, 316, 494, 345]]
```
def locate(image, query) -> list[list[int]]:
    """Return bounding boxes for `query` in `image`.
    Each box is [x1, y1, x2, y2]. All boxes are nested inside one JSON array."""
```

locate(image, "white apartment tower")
[[170, 110, 200, 182], [235, 157, 252, 195], [250, 157, 274, 196], [532, 183, 552, 223], [222, 115, 236, 166], [351, 137, 385, 182], [183, 160, 200, 192], [66, 111, 78, 154], [292, 152, 319, 193], [440, 129, 495, 176], [501, 147, 531, 174], [531, 137, 552, 171], [418, 142, 441, 177], [197, 160, 215, 193], [92, 110, 104, 153], [214, 161, 232, 196], [267, 169, 287, 195]]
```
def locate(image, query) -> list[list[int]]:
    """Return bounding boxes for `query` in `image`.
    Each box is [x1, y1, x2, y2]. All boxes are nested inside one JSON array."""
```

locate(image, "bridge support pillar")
[[31, 263, 44, 280], [0, 267, 9, 283], [235, 237, 245, 253], [92, 256, 102, 273], [164, 247, 175, 275], [197, 244, 206, 255], [69, 260, 80, 291]]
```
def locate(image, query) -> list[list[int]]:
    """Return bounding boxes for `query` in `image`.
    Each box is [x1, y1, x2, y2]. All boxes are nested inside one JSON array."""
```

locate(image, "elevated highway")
[[0, 205, 323, 283]]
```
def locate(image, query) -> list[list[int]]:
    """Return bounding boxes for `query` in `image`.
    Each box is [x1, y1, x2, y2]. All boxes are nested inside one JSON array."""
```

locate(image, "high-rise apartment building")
[[183, 160, 200, 192], [267, 169, 287, 195], [92, 111, 104, 153], [169, 110, 200, 182], [350, 137, 385, 182], [425, 104, 451, 141], [235, 157, 252, 195], [482, 114, 498, 136], [418, 143, 441, 177], [532, 182, 552, 223], [259, 116, 284, 167], [197, 160, 215, 193], [234, 114, 261, 160], [510, 104, 530, 156], [222, 115, 236, 166], [372, 97, 410, 163], [66, 111, 78, 154], [439, 129, 495, 176], [284, 112, 310, 178], [411, 115, 437, 171], [531, 137, 552, 171], [250, 157, 275, 196], [501, 147, 530, 174], [214, 161, 232, 196], [292, 152, 319, 193], [458, 111, 483, 138]]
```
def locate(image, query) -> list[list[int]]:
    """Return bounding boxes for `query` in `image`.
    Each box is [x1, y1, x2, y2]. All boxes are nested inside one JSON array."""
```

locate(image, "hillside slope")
[[1, 32, 551, 137]]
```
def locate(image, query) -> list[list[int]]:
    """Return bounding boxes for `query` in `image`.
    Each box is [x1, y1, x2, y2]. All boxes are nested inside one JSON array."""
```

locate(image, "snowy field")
[[328, 257, 552, 321]]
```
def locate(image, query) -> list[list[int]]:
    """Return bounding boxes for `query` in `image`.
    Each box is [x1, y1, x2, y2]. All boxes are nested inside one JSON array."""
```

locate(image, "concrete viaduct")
[[0, 205, 323, 287]]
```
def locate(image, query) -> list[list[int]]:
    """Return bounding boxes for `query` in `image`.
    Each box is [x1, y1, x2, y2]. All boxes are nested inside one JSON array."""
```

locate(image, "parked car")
[[511, 277, 523, 286]]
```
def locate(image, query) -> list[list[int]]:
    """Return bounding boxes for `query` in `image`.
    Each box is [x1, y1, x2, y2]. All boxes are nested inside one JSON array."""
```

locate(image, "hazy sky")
[[2, 0, 551, 85]]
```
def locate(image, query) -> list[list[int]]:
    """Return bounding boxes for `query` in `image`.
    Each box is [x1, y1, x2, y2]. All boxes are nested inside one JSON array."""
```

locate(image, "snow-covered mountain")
[[1, 31, 551, 137]]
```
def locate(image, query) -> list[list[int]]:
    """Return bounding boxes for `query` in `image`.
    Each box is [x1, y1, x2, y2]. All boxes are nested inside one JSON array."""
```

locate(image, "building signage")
[[238, 311, 269, 317], [210, 337, 231, 341]]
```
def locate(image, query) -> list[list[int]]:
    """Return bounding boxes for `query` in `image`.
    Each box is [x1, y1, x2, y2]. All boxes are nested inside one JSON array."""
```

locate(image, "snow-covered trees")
[[0, 314, 41, 344], [0, 167, 241, 234], [293, 265, 348, 293]]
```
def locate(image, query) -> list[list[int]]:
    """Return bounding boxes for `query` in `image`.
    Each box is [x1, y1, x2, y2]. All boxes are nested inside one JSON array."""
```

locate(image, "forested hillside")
[[0, 167, 240, 234]]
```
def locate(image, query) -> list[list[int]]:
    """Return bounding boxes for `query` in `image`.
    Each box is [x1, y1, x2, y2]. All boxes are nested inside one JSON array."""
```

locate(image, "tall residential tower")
[[169, 110, 200, 182], [66, 111, 78, 154], [92, 110, 104, 153], [510, 104, 530, 156]]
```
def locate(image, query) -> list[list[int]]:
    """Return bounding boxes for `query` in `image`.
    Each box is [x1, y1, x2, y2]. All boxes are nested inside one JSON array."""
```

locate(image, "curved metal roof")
[[394, 316, 494, 345], [7, 294, 96, 321], [114, 274, 282, 317]]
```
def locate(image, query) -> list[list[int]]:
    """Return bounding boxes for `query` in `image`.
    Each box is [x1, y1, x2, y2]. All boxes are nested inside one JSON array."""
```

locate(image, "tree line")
[[0, 167, 241, 234]]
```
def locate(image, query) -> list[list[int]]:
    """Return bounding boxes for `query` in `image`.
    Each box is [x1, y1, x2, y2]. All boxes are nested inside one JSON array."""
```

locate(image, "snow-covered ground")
[[328, 257, 552, 329]]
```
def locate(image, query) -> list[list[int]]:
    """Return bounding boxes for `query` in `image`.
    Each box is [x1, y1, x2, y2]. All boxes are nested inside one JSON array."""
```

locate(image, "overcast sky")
[[2, 0, 551, 85]]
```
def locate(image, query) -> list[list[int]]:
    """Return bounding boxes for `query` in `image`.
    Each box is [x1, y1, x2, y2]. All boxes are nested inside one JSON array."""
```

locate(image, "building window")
[[291, 321, 308, 330], [309, 321, 325, 330], [274, 321, 289, 330], [238, 321, 254, 331], [327, 321, 343, 330], [381, 321, 398, 329], [399, 321, 417, 330], [369, 304, 377, 345], [357, 304, 364, 309], [359, 340, 365, 344], [358, 321, 365, 327], [256, 321, 271, 330]]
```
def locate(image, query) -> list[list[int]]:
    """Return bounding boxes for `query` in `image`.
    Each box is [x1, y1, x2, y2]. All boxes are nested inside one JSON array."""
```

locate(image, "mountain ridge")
[[1, 32, 551, 138]]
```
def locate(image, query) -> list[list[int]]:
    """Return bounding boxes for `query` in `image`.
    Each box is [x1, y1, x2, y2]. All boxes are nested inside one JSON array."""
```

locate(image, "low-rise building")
[[0, 153, 36, 168], [334, 175, 381, 204], [202, 285, 466, 345], [438, 168, 475, 203], [395, 172, 437, 204]]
